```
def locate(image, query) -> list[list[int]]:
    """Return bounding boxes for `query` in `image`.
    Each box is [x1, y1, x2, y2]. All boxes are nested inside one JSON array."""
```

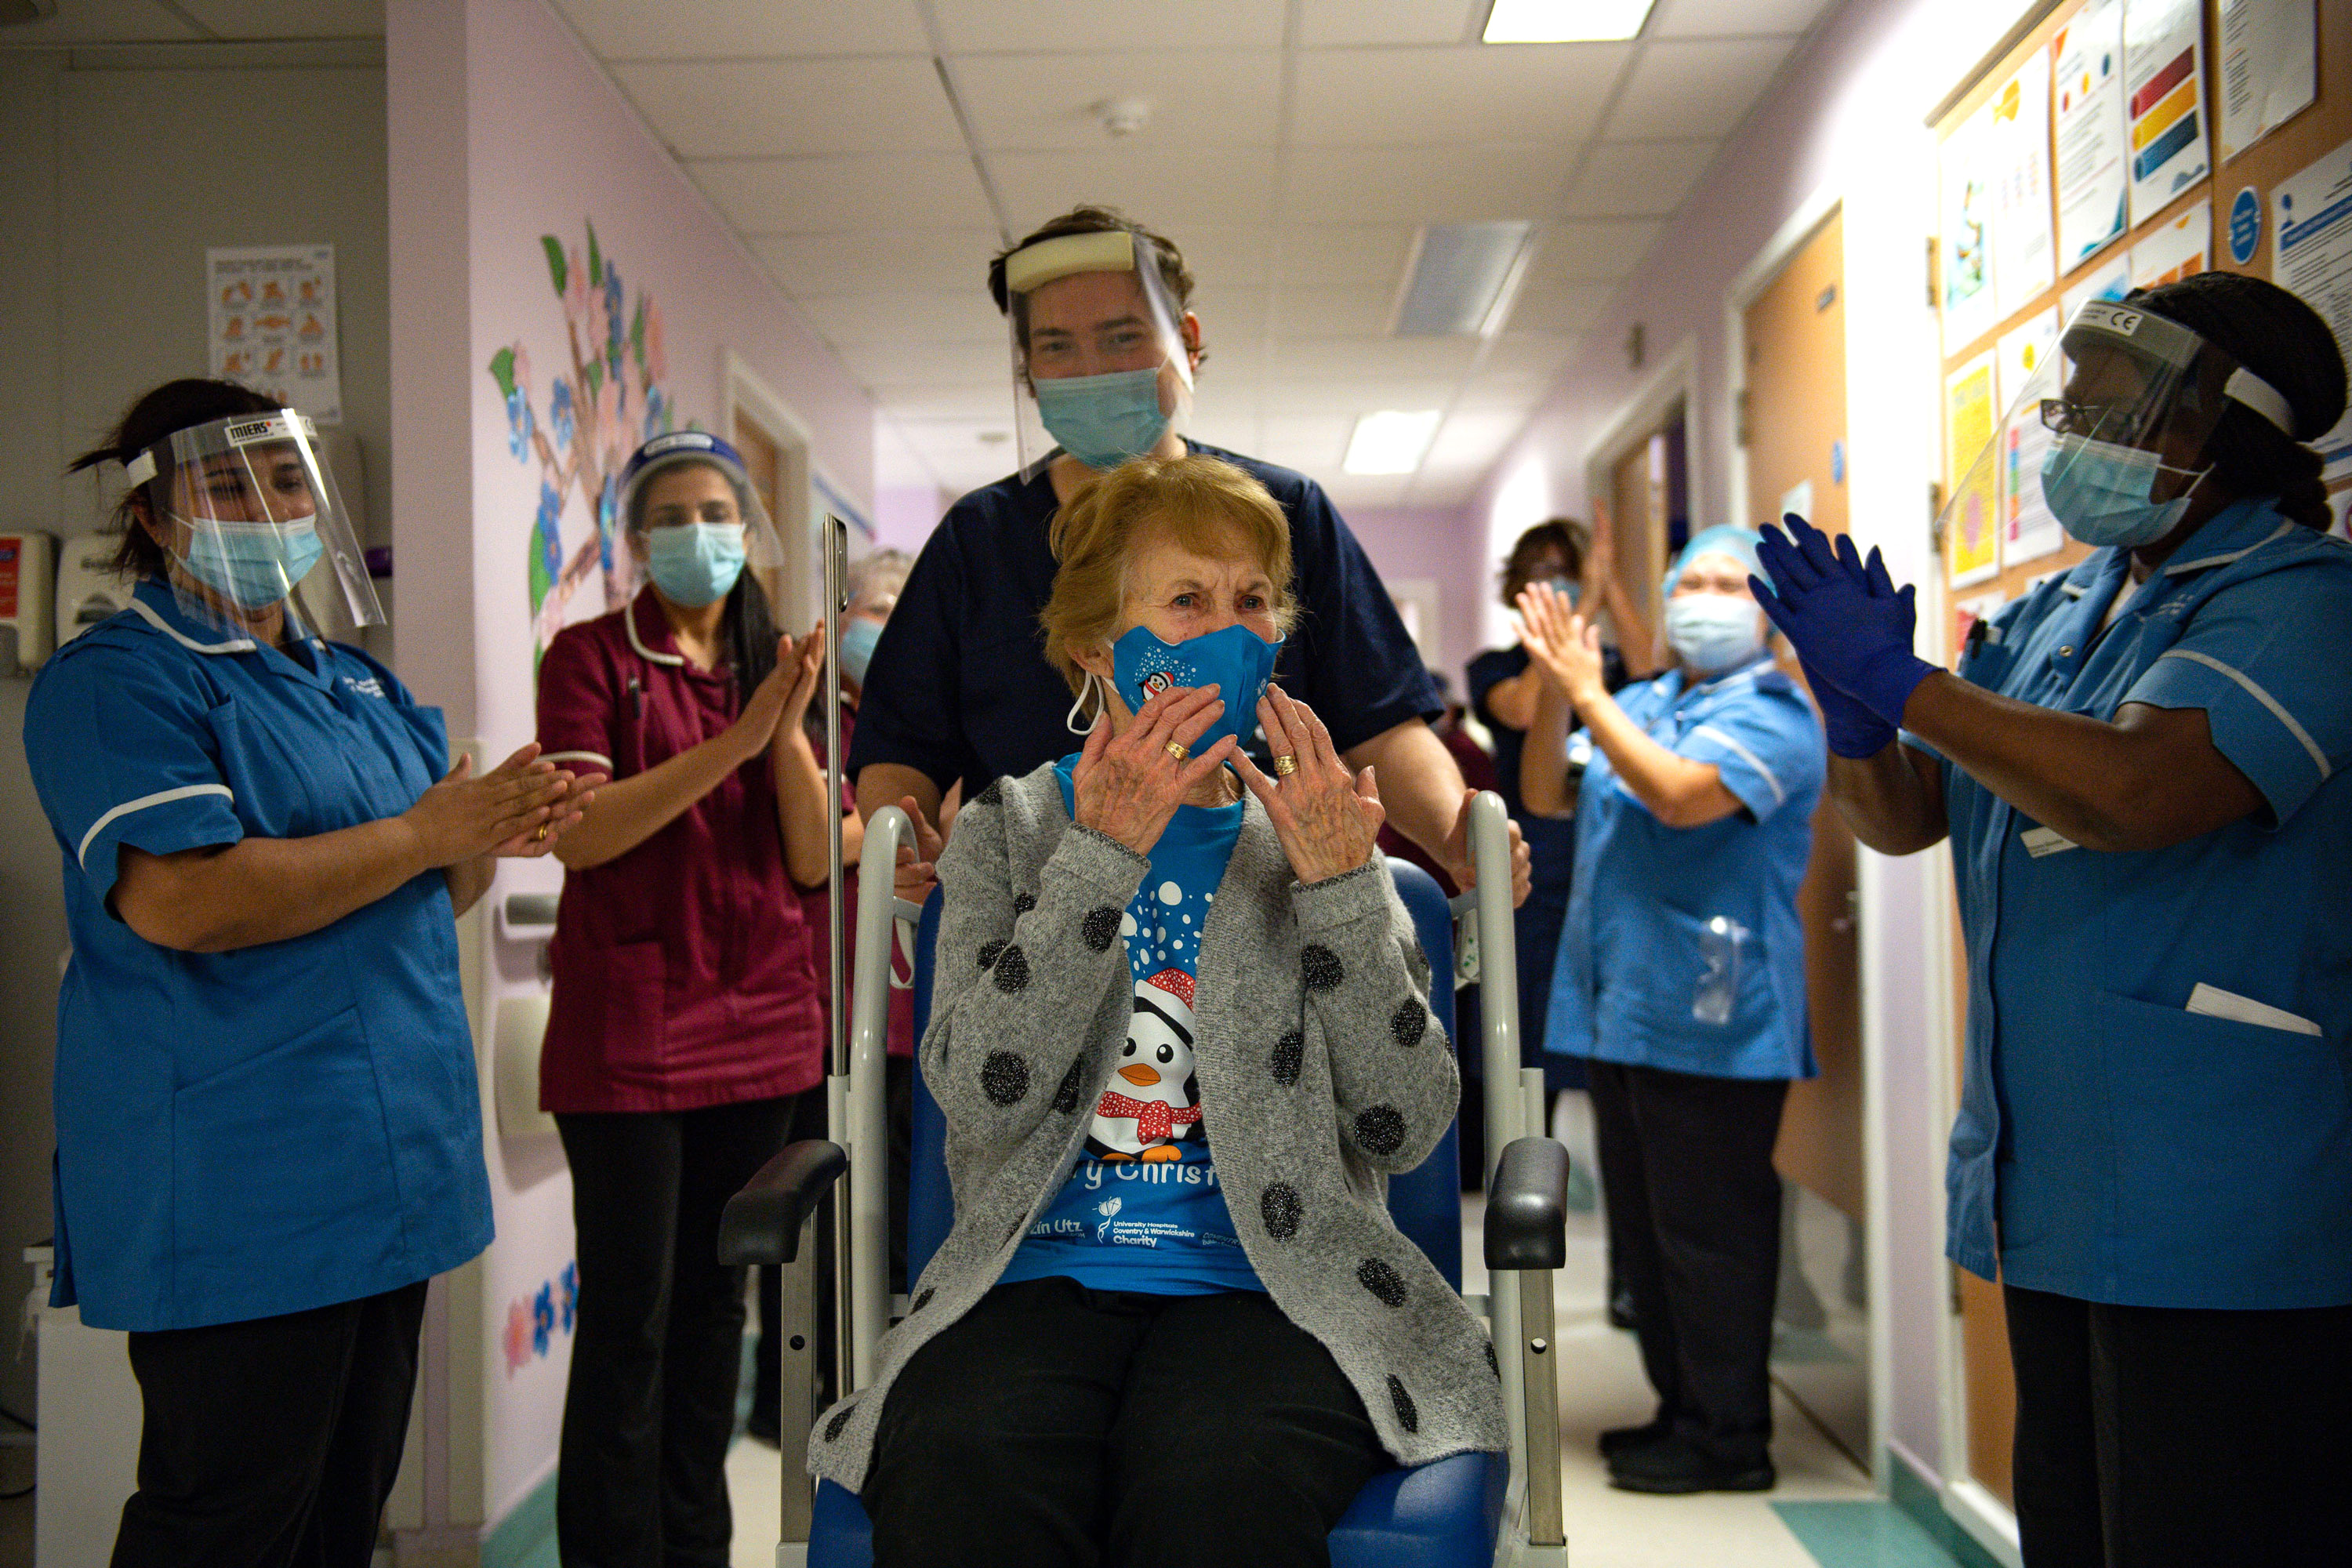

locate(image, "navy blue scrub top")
[[1922, 499, 2352, 1311], [846, 441, 1443, 800], [1467, 641, 1628, 900], [24, 580, 493, 1332]]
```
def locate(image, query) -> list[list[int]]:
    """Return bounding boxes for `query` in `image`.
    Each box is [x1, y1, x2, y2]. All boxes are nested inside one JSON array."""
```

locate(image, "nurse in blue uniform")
[[24, 379, 599, 1567], [1516, 525, 1823, 1496], [1757, 274, 2351, 1567]]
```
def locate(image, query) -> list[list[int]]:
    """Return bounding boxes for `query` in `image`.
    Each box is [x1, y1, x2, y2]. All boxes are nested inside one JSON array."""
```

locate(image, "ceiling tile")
[[833, 339, 1012, 388], [1322, 474, 1418, 509], [751, 230, 1003, 297], [1559, 139, 1715, 217], [1297, 0, 1478, 47], [931, 0, 1284, 53], [176, 0, 380, 35], [1258, 378, 1461, 416], [1602, 37, 1794, 140], [1290, 44, 1627, 148], [954, 49, 1282, 152], [1477, 331, 1584, 381], [1650, 0, 1831, 38], [1265, 337, 1481, 381], [1188, 284, 1269, 339], [1524, 218, 1661, 284], [1274, 223, 1421, 289], [1163, 225, 1272, 290], [612, 59, 962, 159], [878, 385, 1015, 422], [547, 0, 928, 59], [1185, 412, 1264, 454], [798, 291, 1004, 347], [1503, 278, 1617, 334], [1270, 288, 1399, 338], [1284, 144, 1570, 223], [992, 147, 1280, 233], [0, 0, 201, 43], [1427, 408, 1533, 463], [691, 154, 996, 234]]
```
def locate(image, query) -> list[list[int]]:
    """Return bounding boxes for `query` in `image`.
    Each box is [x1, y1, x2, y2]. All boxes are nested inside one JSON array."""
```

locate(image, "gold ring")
[[1272, 753, 1298, 776], [535, 824, 549, 842], [1165, 741, 1189, 762]]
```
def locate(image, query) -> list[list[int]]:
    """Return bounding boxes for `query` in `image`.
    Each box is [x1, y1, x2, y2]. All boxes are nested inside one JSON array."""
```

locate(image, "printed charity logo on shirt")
[[342, 674, 387, 699], [1087, 969, 1204, 1161]]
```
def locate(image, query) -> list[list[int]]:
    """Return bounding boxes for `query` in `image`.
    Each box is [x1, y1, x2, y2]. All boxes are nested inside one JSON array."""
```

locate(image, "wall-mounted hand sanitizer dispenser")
[[0, 531, 56, 673], [55, 532, 129, 649]]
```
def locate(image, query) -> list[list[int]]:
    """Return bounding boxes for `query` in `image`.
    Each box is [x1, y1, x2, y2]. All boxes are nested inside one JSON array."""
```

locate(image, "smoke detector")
[[1094, 96, 1152, 137]]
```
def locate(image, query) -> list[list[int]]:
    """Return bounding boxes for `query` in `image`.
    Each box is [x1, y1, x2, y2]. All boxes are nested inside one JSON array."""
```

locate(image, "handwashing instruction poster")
[[208, 243, 342, 425]]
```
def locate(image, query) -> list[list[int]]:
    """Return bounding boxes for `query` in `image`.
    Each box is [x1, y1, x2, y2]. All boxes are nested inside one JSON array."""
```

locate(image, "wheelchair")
[[721, 792, 1571, 1567]]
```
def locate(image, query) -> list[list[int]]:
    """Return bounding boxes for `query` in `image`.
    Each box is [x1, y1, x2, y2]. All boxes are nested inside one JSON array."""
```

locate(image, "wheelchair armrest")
[[1482, 1136, 1569, 1272], [717, 1140, 848, 1266]]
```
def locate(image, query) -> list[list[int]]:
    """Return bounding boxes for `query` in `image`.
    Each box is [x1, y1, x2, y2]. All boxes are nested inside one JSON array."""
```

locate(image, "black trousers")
[[1587, 1058, 1787, 1465], [555, 1094, 804, 1568], [112, 1279, 428, 1568], [862, 1276, 1388, 1568], [2003, 1283, 2352, 1568]]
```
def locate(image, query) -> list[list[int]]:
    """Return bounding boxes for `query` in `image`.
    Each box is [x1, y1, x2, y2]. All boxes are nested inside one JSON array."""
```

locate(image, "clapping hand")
[[1232, 688, 1382, 885], [1072, 685, 1241, 858], [1752, 513, 1934, 729], [1515, 580, 1607, 712], [408, 742, 603, 865]]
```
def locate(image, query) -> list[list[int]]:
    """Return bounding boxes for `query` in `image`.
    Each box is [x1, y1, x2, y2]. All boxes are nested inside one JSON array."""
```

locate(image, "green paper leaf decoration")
[[587, 221, 603, 289], [488, 346, 517, 400], [540, 236, 567, 299]]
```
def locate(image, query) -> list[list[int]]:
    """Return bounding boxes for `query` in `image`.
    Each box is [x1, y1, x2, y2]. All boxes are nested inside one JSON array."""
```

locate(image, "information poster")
[[1991, 50, 2058, 319], [2274, 139, 2352, 462], [1946, 352, 2002, 588], [2123, 0, 2209, 227], [2129, 198, 2212, 287], [1998, 311, 2067, 568], [2059, 252, 2132, 323], [2217, 0, 2317, 161], [1941, 108, 2002, 354], [2053, 0, 2129, 270], [208, 244, 341, 425]]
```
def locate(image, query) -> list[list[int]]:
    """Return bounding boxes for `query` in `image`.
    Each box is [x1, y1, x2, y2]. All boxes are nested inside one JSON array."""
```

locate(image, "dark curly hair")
[[69, 378, 285, 580]]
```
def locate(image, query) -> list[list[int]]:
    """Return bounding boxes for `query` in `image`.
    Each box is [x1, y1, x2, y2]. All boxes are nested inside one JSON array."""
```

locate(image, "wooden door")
[[1609, 430, 1670, 655], [1740, 207, 1871, 1463]]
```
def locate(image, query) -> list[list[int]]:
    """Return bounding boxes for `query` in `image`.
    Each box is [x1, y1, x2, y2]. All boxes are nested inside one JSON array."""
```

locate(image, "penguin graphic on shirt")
[[1087, 969, 1203, 1163]]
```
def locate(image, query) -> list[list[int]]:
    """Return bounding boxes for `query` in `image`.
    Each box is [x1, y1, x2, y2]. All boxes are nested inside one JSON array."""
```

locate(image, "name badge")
[[2020, 826, 2077, 857]]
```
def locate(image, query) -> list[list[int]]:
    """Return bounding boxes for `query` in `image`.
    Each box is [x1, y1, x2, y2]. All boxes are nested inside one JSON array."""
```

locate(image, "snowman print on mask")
[[1087, 969, 1203, 1162]]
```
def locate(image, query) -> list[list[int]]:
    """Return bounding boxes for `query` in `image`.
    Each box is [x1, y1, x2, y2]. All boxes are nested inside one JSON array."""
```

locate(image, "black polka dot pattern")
[[980, 1051, 1030, 1105], [978, 939, 1006, 970], [910, 1288, 935, 1314], [824, 1403, 855, 1442], [992, 945, 1032, 992], [1357, 1258, 1407, 1307], [1052, 1058, 1086, 1112], [1354, 1105, 1407, 1157], [1484, 1341, 1499, 1377], [1261, 1183, 1302, 1240], [1390, 1000, 1428, 1048], [1302, 944, 1344, 991], [1269, 1030, 1304, 1086], [975, 779, 1004, 808], [1388, 1376, 1419, 1433], [1404, 939, 1433, 993], [1012, 891, 1036, 916], [1081, 905, 1122, 952]]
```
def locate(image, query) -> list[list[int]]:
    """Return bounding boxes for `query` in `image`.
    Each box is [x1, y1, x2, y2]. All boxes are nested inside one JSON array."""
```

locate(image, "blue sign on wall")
[[2229, 187, 2263, 266]]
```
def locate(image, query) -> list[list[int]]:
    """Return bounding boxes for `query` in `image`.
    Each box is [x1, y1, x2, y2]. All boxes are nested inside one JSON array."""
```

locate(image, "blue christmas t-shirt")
[[996, 757, 1264, 1295]]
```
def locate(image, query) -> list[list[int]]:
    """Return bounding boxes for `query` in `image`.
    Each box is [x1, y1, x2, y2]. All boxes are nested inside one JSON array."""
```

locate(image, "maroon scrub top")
[[535, 593, 826, 1112]]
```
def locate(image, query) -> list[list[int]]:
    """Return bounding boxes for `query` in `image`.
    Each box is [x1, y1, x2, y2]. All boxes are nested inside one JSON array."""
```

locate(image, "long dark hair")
[[69, 378, 283, 579], [2132, 273, 2349, 532], [626, 454, 779, 704]]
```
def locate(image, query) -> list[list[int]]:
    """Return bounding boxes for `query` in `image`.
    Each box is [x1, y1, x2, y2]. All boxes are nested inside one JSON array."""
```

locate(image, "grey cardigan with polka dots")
[[806, 761, 1508, 1494]]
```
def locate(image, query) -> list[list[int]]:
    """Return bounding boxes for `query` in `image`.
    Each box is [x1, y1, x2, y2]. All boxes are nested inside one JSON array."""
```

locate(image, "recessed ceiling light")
[[1344, 411, 1443, 476], [1393, 223, 1537, 338], [1483, 0, 1656, 44]]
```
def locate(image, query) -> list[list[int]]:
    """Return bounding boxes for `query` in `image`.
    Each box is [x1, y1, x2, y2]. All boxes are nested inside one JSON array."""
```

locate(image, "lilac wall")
[[1340, 503, 1490, 691], [874, 483, 953, 554]]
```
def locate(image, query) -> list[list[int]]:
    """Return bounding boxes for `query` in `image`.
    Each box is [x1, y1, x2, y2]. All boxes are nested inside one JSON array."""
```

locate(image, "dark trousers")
[[112, 1279, 427, 1568], [1588, 1058, 1787, 1465], [555, 1094, 804, 1568], [2003, 1284, 2352, 1568], [862, 1276, 1388, 1568]]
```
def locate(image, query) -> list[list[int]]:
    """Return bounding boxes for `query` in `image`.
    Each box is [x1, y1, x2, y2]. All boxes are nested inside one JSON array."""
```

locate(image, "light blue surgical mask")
[[172, 513, 322, 610], [840, 616, 883, 688], [1545, 575, 1581, 610], [1109, 622, 1283, 752], [2039, 434, 2204, 548], [1033, 368, 1171, 470], [645, 521, 746, 607], [1665, 592, 1766, 675]]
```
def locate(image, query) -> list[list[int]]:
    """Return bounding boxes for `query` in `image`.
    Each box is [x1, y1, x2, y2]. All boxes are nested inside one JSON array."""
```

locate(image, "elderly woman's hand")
[[1072, 684, 1241, 858], [1234, 688, 1384, 884], [1515, 583, 1608, 713]]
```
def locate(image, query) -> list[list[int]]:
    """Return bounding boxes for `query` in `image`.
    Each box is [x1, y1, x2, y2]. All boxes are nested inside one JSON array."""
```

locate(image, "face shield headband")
[[616, 430, 790, 612], [1004, 229, 1196, 480]]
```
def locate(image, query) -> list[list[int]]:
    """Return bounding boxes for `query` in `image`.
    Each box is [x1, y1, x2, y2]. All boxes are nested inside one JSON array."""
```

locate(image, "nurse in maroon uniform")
[[533, 432, 833, 1568]]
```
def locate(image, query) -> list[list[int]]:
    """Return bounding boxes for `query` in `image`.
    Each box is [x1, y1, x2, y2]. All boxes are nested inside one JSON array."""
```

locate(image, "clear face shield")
[[1004, 229, 1196, 481], [125, 408, 381, 637], [615, 431, 790, 613], [1938, 299, 2298, 554]]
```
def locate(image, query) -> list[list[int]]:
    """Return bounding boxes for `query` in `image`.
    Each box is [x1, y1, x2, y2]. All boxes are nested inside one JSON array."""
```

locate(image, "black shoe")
[[1598, 1419, 1671, 1458], [1607, 1283, 1639, 1330], [1607, 1436, 1774, 1494]]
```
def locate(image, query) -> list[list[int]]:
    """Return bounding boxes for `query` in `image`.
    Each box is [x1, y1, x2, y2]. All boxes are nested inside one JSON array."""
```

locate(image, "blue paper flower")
[[504, 387, 533, 462], [531, 1283, 556, 1356], [550, 379, 575, 451], [559, 1262, 579, 1334], [535, 481, 563, 584]]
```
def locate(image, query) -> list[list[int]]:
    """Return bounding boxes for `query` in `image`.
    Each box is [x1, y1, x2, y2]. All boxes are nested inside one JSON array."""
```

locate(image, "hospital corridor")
[[2, 2, 2349, 1567]]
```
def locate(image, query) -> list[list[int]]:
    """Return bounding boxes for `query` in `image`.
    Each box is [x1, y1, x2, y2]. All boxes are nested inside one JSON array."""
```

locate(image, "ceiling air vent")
[[1390, 222, 1537, 338]]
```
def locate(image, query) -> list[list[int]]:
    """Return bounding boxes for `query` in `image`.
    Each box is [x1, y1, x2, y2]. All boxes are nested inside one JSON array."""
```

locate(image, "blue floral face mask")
[[1033, 368, 1171, 470], [172, 513, 322, 610], [1108, 622, 1283, 752], [2039, 434, 2205, 549], [644, 522, 746, 607]]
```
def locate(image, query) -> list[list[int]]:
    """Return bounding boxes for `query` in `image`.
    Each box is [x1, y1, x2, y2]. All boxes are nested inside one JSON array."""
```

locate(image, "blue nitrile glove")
[[1796, 655, 1898, 758], [1750, 513, 1937, 729]]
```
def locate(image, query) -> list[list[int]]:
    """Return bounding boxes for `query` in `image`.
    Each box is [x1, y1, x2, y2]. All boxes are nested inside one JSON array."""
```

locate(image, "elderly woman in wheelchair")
[[804, 455, 1506, 1566]]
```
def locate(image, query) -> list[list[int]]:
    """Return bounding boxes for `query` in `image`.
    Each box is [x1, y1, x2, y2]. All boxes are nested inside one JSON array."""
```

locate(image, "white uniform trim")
[[2154, 648, 2332, 782], [1690, 723, 1788, 808], [126, 596, 256, 654], [2164, 520, 2298, 576], [624, 600, 684, 666], [541, 750, 613, 771], [78, 783, 234, 868]]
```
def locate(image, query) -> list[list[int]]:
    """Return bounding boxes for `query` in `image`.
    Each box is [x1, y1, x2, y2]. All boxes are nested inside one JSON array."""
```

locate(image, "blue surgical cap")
[[1664, 524, 1763, 595]]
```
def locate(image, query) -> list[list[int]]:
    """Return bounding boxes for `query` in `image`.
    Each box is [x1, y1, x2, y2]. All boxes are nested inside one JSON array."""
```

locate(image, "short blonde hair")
[[1040, 454, 1298, 694]]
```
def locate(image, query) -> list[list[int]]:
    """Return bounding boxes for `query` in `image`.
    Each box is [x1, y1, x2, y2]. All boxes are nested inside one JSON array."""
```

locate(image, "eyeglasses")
[[2038, 397, 2150, 444]]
